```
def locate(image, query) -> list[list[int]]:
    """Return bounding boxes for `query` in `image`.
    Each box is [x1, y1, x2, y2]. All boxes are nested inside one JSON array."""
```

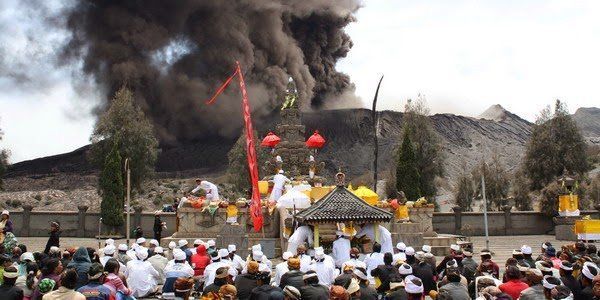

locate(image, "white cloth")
[[310, 260, 337, 287], [230, 254, 246, 272], [364, 252, 385, 285], [273, 261, 289, 286], [299, 254, 313, 273], [125, 259, 160, 298], [147, 254, 169, 284], [270, 174, 291, 201], [356, 224, 394, 254], [393, 252, 407, 264], [178, 197, 188, 209], [332, 237, 351, 269], [192, 181, 219, 201], [276, 190, 311, 209], [204, 261, 238, 286], [341, 258, 361, 271], [287, 226, 313, 253]]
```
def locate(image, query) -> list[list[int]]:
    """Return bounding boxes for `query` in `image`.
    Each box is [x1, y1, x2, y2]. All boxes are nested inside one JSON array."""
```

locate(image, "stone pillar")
[[503, 205, 512, 235], [77, 205, 88, 238], [452, 206, 462, 235], [21, 205, 33, 237], [134, 206, 143, 229]]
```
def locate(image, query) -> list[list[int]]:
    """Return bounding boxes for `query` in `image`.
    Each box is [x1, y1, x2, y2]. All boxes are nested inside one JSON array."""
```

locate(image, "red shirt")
[[499, 279, 529, 299]]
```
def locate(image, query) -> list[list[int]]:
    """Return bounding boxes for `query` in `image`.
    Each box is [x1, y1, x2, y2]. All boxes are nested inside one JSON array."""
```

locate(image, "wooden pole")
[[374, 223, 380, 243], [372, 75, 384, 191], [314, 224, 320, 247]]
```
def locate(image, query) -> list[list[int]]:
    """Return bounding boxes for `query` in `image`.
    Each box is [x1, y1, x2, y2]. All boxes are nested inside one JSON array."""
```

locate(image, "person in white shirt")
[[162, 249, 195, 297], [99, 238, 115, 257], [356, 224, 394, 254], [147, 247, 168, 284], [393, 242, 407, 264], [363, 243, 385, 285], [286, 225, 313, 254], [192, 179, 220, 201], [294, 244, 313, 273], [342, 247, 362, 271], [227, 245, 246, 273], [273, 252, 293, 286], [248, 244, 272, 269], [204, 249, 238, 286], [269, 170, 291, 202], [332, 231, 351, 269], [100, 245, 116, 267], [125, 248, 161, 298], [310, 247, 337, 287]]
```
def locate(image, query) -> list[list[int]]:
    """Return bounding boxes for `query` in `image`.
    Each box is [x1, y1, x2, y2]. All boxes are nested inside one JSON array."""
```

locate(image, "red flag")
[[205, 61, 263, 232]]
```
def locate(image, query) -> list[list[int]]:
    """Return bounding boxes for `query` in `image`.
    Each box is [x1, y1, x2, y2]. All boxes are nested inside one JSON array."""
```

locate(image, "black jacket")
[[560, 275, 582, 299], [44, 230, 60, 254], [299, 283, 329, 300], [412, 262, 437, 293], [334, 273, 354, 289], [235, 273, 259, 300], [359, 282, 378, 300], [203, 283, 224, 295], [0, 284, 23, 300], [279, 270, 305, 291], [385, 287, 408, 300], [371, 264, 400, 293], [153, 216, 163, 233], [250, 284, 284, 300]]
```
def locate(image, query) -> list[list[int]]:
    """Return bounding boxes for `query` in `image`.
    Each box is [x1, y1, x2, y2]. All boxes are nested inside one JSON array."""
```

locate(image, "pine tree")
[[396, 130, 421, 201], [99, 142, 124, 227], [524, 100, 589, 190], [90, 86, 158, 190]]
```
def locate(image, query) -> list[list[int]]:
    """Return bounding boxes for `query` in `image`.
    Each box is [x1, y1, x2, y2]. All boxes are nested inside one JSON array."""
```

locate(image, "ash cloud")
[[59, 0, 361, 145]]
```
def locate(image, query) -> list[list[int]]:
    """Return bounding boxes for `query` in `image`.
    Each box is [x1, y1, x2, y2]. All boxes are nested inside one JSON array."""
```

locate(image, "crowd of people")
[[0, 217, 598, 299]]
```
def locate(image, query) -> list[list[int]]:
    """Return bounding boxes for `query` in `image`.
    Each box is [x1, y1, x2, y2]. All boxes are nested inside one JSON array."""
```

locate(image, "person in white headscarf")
[[356, 224, 394, 254], [273, 252, 293, 286], [332, 231, 351, 269], [192, 179, 219, 201], [310, 247, 337, 287], [270, 170, 291, 202], [204, 249, 238, 286], [125, 248, 161, 298], [227, 245, 246, 273], [286, 225, 313, 254]]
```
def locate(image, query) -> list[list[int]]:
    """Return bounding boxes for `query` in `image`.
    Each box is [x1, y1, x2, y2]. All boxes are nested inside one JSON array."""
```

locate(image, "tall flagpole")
[[481, 169, 490, 250], [372, 76, 384, 192]]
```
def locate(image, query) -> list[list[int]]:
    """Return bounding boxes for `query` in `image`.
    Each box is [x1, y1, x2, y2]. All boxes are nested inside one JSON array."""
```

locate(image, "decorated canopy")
[[261, 132, 281, 148], [306, 130, 326, 149], [352, 186, 379, 205], [295, 186, 392, 224], [277, 190, 311, 209]]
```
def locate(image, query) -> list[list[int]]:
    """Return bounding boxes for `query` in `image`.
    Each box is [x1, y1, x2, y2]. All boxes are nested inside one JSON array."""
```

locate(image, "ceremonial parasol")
[[276, 190, 311, 209], [352, 186, 379, 206], [306, 130, 326, 149], [261, 132, 280, 148]]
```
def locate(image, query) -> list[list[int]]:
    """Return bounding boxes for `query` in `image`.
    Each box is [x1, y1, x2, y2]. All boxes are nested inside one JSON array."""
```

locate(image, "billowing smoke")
[[60, 0, 360, 145]]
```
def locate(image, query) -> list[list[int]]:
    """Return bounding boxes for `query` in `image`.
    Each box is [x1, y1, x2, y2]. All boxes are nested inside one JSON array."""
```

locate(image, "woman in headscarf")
[[31, 258, 62, 300], [67, 247, 92, 289], [0, 210, 13, 244]]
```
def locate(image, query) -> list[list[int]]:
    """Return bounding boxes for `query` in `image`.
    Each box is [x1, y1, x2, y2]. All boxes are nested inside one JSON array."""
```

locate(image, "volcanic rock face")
[[573, 107, 600, 145]]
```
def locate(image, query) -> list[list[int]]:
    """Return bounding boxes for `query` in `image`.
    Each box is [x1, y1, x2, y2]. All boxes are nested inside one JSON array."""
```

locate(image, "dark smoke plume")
[[60, 0, 360, 145]]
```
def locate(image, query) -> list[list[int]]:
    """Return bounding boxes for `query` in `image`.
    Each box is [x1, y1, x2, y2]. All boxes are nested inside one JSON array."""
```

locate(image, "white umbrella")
[[276, 190, 311, 209]]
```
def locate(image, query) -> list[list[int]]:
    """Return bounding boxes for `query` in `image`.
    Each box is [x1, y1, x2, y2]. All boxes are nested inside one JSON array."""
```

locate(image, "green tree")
[[402, 95, 445, 200], [396, 129, 421, 201], [99, 141, 124, 227], [0, 122, 9, 191], [454, 164, 474, 211], [511, 169, 532, 211], [524, 100, 589, 190], [227, 130, 269, 194], [90, 86, 158, 190], [472, 157, 510, 211]]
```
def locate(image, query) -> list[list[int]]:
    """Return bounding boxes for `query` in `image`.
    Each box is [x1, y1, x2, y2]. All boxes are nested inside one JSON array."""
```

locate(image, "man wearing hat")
[[147, 246, 168, 284], [499, 266, 528, 300], [228, 244, 246, 273], [280, 257, 305, 291], [354, 267, 378, 300], [363, 243, 384, 285], [204, 266, 233, 295], [206, 239, 217, 257], [251, 271, 284, 299], [204, 249, 238, 287], [371, 252, 400, 294], [461, 250, 478, 284], [178, 239, 192, 262], [404, 275, 425, 298], [581, 261, 600, 299], [310, 247, 336, 287], [283, 285, 301, 300], [148, 239, 160, 257], [100, 245, 116, 267], [384, 275, 408, 300], [438, 266, 469, 299], [479, 249, 499, 279], [116, 244, 130, 265], [393, 243, 406, 265], [274, 252, 293, 286], [163, 249, 194, 296], [521, 245, 535, 269], [411, 250, 436, 294], [519, 268, 544, 300], [436, 244, 460, 275], [76, 263, 111, 299], [559, 260, 581, 298], [0, 266, 22, 299], [235, 261, 260, 300], [300, 271, 329, 300], [342, 247, 361, 271], [190, 239, 203, 256], [332, 230, 351, 269], [125, 248, 160, 298]]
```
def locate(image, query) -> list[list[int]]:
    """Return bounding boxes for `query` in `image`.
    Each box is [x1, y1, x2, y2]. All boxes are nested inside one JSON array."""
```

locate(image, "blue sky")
[[2, 0, 600, 162]]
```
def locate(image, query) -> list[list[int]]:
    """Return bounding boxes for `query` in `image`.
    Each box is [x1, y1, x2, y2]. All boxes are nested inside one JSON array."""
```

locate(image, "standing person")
[[44, 222, 60, 255], [42, 269, 86, 300], [356, 224, 394, 255], [0, 266, 23, 300], [332, 231, 351, 269], [269, 170, 291, 203], [192, 179, 220, 201], [0, 210, 13, 244], [67, 247, 92, 289], [76, 263, 111, 300], [286, 226, 313, 254], [153, 211, 166, 242]]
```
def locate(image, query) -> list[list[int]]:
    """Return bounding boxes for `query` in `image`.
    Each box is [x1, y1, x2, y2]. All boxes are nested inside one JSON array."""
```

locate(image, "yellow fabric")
[[311, 186, 334, 201], [575, 220, 600, 234], [558, 195, 578, 212], [395, 205, 409, 220], [258, 181, 269, 195], [374, 277, 381, 288], [352, 186, 379, 205], [226, 205, 238, 217]]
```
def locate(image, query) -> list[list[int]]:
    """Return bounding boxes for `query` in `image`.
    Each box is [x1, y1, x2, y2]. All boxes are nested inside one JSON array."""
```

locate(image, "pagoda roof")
[[295, 186, 393, 224]]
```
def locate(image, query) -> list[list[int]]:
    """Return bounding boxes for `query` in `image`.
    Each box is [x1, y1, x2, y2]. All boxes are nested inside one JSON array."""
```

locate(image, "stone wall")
[[7, 208, 600, 238]]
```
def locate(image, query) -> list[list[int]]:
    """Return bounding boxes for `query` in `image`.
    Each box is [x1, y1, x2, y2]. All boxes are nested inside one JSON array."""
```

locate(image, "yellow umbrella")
[[352, 186, 379, 205]]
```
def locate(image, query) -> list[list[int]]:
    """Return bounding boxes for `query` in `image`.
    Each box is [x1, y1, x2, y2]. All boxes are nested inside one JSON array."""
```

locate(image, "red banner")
[[205, 61, 263, 232]]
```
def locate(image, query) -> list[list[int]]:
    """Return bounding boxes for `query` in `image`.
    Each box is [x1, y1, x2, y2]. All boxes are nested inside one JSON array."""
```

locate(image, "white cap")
[[315, 247, 324, 259], [405, 247, 415, 256], [1, 210, 8, 216], [396, 242, 406, 251], [450, 244, 460, 251], [582, 262, 599, 280], [168, 241, 176, 249], [194, 239, 203, 246], [118, 244, 128, 251], [20, 252, 35, 262], [279, 170, 284, 174], [207, 240, 216, 247], [228, 245, 236, 252], [154, 247, 164, 254], [131, 243, 139, 250], [105, 238, 115, 245], [103, 245, 116, 255], [136, 237, 146, 244], [253, 250, 263, 261], [136, 248, 149, 260], [251, 244, 262, 252], [422, 245, 431, 253], [49, 246, 60, 254], [173, 249, 186, 261], [219, 248, 230, 258], [399, 263, 413, 275], [178, 239, 188, 247], [282, 251, 293, 260], [149, 239, 159, 247], [521, 245, 532, 255], [404, 275, 424, 294]]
